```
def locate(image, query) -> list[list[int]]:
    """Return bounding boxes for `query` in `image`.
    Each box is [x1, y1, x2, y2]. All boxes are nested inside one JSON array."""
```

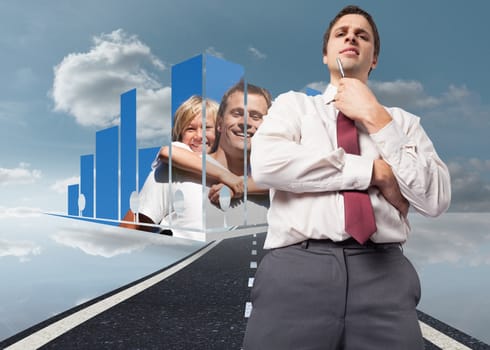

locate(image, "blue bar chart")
[[66, 53, 269, 239]]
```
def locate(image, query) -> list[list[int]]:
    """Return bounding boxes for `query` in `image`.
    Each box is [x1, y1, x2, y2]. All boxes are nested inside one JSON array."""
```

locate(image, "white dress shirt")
[[251, 84, 451, 249]]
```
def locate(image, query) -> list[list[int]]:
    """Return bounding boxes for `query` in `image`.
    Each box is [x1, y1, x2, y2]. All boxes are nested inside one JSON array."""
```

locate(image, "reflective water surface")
[[0, 213, 489, 344], [0, 214, 206, 341]]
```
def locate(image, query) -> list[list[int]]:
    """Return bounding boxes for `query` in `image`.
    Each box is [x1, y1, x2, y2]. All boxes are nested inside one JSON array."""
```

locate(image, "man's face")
[[218, 91, 268, 155], [323, 14, 378, 82]]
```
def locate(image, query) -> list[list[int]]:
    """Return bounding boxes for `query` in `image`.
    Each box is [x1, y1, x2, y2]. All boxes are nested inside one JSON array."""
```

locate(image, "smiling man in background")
[[128, 81, 271, 237]]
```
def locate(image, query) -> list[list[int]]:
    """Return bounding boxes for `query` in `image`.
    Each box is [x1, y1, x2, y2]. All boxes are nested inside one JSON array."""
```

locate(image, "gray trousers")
[[243, 239, 424, 350]]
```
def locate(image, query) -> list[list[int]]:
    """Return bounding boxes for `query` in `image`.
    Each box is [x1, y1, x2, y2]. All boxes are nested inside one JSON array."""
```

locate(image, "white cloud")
[[425, 84, 488, 128], [447, 158, 490, 212], [406, 213, 490, 267], [51, 176, 80, 194], [248, 46, 267, 60], [0, 206, 43, 218], [368, 81, 488, 129], [305, 81, 327, 93], [0, 163, 41, 186], [51, 29, 171, 144], [136, 86, 172, 145], [369, 80, 441, 109], [0, 239, 42, 262], [205, 46, 225, 59]]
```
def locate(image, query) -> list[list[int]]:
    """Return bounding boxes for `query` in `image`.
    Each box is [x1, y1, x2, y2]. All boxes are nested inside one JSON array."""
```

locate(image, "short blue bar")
[[67, 184, 79, 216], [80, 154, 94, 217]]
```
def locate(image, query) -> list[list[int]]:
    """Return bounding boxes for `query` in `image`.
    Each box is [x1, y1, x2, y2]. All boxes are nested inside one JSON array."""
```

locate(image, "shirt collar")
[[321, 84, 338, 120], [321, 83, 337, 105]]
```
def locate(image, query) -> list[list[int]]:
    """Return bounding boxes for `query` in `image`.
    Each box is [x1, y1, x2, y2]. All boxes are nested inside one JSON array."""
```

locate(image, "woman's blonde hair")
[[172, 95, 219, 142]]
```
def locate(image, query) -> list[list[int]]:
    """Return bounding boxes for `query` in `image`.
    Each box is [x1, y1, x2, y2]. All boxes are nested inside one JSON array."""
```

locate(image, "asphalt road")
[[2, 232, 488, 349]]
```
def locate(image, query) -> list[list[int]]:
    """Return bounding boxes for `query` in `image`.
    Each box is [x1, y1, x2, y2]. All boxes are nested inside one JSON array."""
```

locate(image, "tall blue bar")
[[68, 184, 79, 216], [171, 54, 203, 117], [96, 126, 119, 220], [120, 89, 137, 219], [80, 154, 94, 217], [204, 54, 245, 102], [138, 147, 160, 191]]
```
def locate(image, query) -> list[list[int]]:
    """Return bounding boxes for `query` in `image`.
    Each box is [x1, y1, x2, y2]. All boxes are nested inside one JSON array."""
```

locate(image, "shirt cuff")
[[341, 154, 373, 190], [370, 120, 411, 164]]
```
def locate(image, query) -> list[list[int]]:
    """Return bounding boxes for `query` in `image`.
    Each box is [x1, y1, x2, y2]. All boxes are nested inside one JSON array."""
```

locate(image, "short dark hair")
[[211, 80, 272, 153], [216, 80, 272, 119], [322, 5, 380, 58]]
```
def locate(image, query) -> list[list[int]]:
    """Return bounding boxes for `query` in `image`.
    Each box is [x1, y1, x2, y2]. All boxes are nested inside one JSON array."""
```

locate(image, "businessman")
[[244, 5, 451, 349]]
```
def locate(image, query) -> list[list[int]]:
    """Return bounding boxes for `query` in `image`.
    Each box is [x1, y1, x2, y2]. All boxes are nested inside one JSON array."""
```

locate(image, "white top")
[[251, 84, 451, 249], [139, 142, 203, 238], [139, 142, 269, 239]]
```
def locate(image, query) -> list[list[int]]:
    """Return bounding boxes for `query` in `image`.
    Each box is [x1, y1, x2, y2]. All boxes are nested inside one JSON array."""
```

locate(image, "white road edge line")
[[419, 321, 472, 350], [5, 240, 222, 350]]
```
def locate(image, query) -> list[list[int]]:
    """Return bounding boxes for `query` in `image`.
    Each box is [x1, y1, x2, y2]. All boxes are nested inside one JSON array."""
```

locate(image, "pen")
[[326, 57, 345, 105], [336, 57, 345, 78]]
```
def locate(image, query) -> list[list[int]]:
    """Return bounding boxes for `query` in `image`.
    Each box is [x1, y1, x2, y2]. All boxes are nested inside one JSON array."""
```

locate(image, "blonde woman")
[[120, 95, 229, 230], [155, 95, 245, 198]]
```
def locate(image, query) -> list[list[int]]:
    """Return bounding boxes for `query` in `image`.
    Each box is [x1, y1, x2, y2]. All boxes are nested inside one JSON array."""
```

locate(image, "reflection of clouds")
[[0, 206, 42, 218], [51, 227, 150, 258], [51, 225, 197, 258], [405, 213, 490, 266], [0, 239, 41, 262]]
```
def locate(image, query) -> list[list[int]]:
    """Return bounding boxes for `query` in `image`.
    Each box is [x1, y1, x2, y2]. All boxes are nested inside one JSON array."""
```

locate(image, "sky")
[[1, 0, 490, 215]]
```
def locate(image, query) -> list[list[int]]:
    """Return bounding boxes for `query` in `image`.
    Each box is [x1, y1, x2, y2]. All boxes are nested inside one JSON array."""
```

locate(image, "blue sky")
[[1, 0, 490, 215]]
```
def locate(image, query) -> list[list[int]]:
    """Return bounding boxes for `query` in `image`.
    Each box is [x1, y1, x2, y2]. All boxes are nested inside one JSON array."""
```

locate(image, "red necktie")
[[336, 111, 377, 244]]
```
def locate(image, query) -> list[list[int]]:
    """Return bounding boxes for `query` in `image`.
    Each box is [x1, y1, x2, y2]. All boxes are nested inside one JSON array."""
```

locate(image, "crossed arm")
[[251, 83, 450, 217]]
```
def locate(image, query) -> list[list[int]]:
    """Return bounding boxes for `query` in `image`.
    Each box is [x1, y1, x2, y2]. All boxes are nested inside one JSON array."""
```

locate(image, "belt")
[[299, 238, 401, 250]]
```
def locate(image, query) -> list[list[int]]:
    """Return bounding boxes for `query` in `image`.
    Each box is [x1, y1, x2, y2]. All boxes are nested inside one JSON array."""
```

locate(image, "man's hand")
[[208, 182, 243, 207], [218, 172, 244, 199], [334, 78, 392, 134], [371, 159, 409, 217], [208, 183, 225, 206]]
